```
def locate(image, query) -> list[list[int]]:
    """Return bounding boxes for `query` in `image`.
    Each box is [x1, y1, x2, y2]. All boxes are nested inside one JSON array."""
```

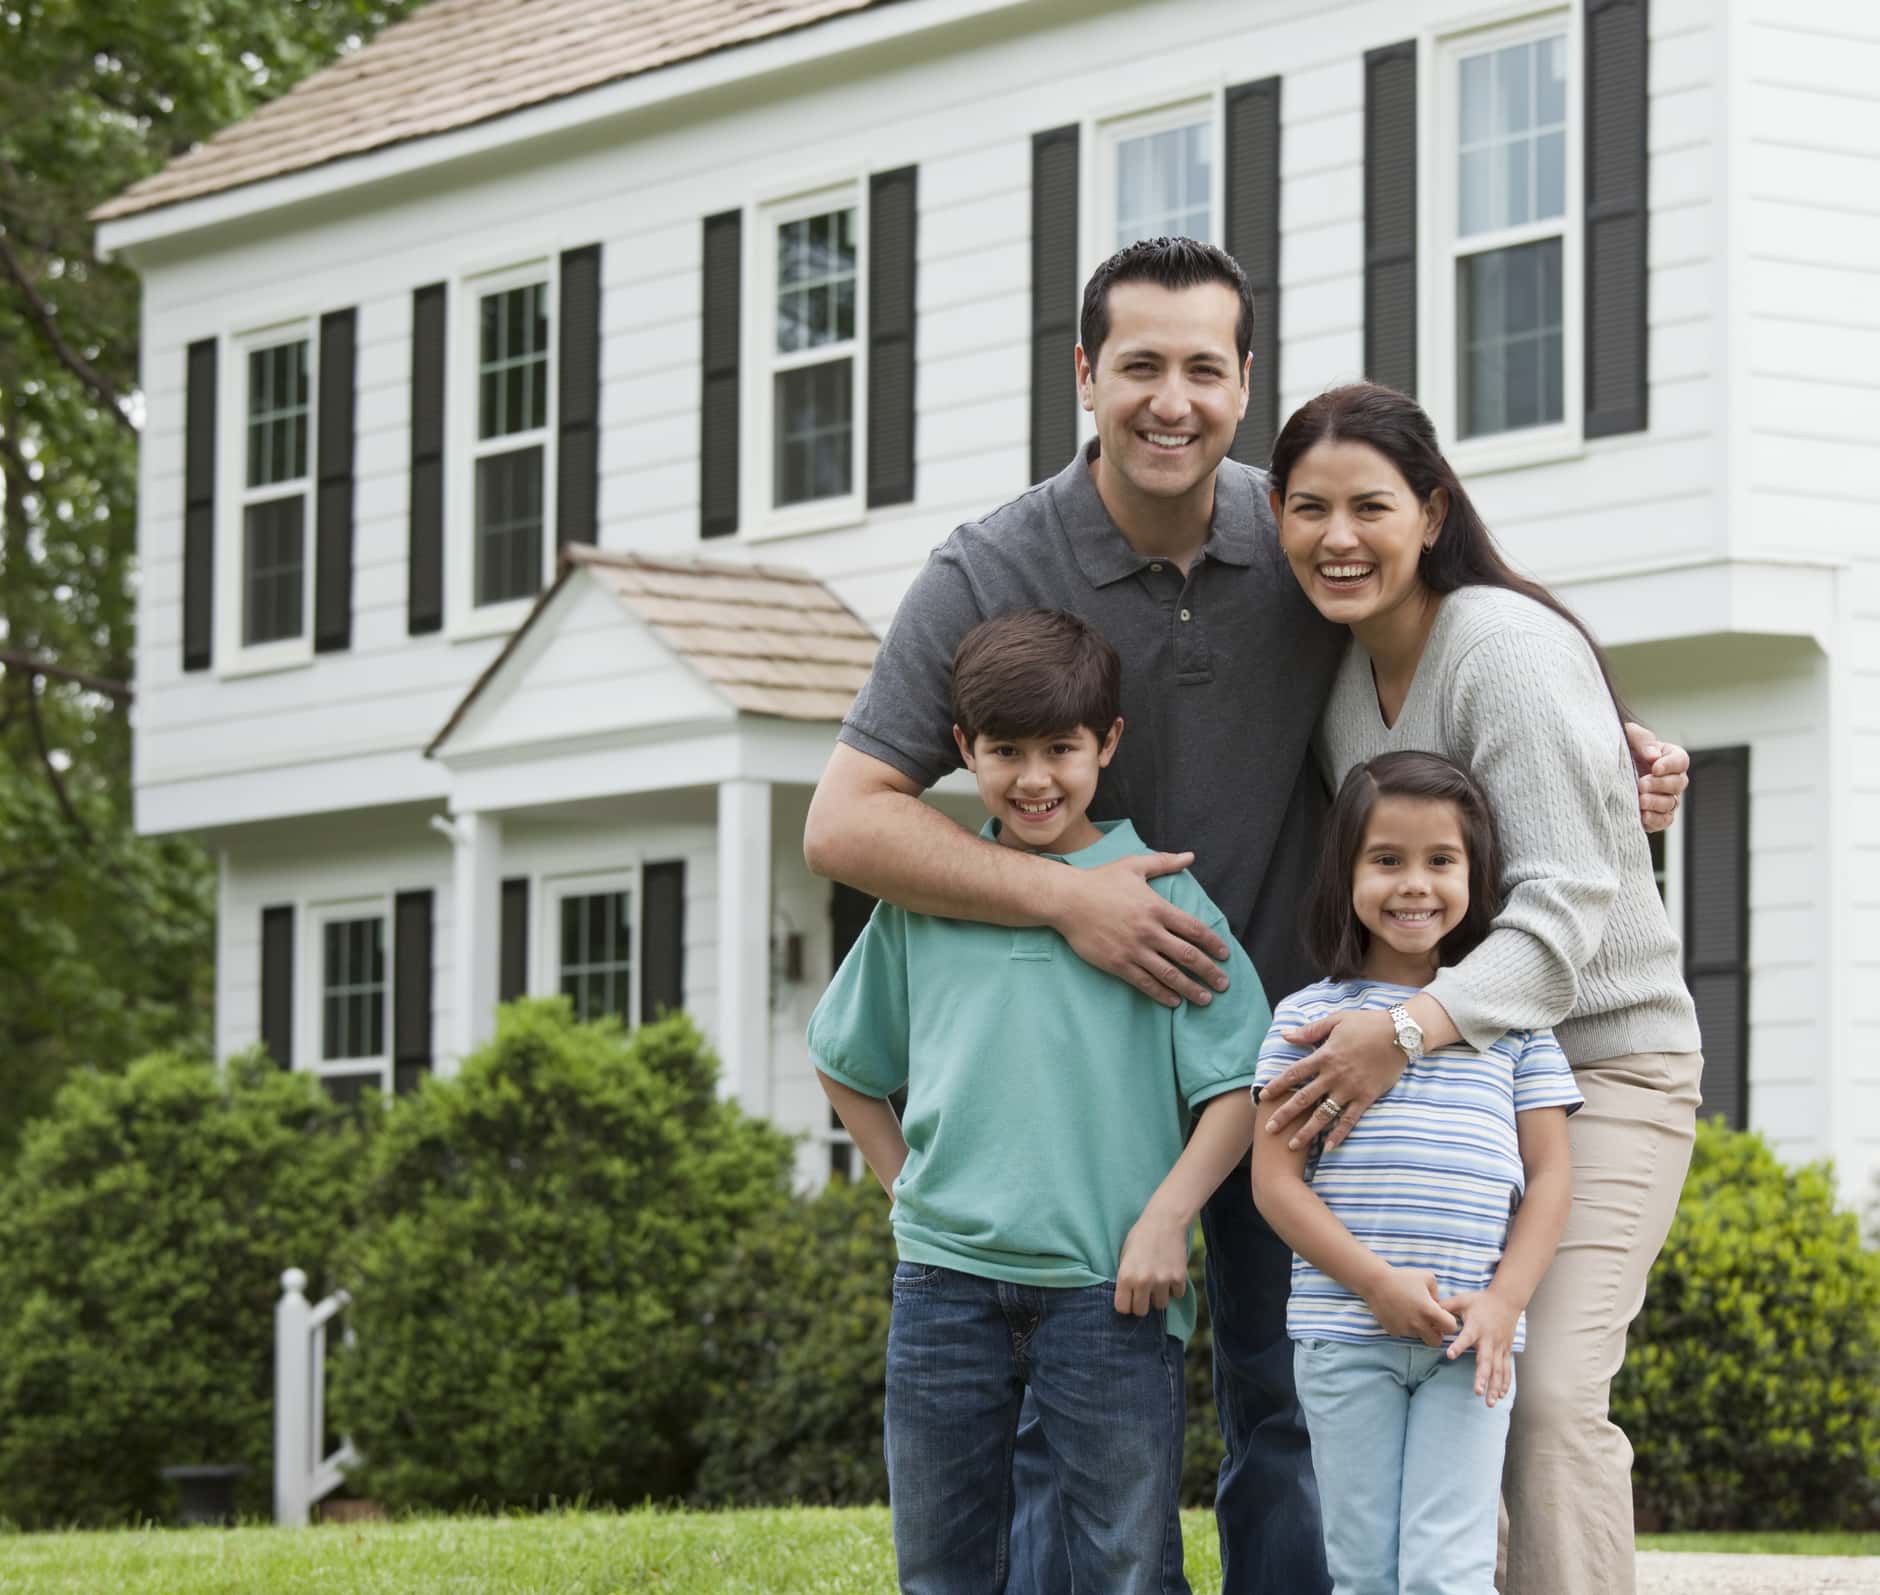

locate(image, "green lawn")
[[0, 1509, 1871, 1593]]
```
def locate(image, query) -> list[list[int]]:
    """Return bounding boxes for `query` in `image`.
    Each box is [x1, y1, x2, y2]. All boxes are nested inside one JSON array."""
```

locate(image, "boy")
[[808, 609, 1268, 1595]]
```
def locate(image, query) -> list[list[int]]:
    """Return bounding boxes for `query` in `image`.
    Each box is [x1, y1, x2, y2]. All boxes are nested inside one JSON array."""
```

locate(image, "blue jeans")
[[1293, 1339, 1513, 1595], [885, 1262, 1187, 1595], [1007, 1168, 1327, 1594]]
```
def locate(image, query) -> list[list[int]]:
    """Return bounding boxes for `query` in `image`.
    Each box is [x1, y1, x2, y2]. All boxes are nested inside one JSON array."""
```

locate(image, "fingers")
[[1127, 961, 1185, 1010], [1130, 850, 1197, 881], [1316, 1098, 1370, 1151], [1280, 1016, 1337, 1047], [1155, 906, 1231, 972], [1151, 1283, 1171, 1310], [1114, 1281, 1129, 1314]]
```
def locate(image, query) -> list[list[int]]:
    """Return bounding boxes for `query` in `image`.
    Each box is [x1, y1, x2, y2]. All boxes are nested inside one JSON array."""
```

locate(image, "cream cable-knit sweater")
[[1317, 584, 1700, 1067]]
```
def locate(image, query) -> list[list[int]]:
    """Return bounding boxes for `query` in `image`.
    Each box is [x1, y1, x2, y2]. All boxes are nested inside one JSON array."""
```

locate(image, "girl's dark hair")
[[1305, 751, 1505, 981], [1269, 382, 1631, 724]]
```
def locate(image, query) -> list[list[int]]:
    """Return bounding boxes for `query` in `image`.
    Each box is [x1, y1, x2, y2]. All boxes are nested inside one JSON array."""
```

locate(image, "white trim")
[[217, 319, 319, 677], [1421, 6, 1583, 475], [447, 259, 559, 637], [301, 896, 394, 1088], [536, 866, 641, 1026], [741, 179, 869, 542]]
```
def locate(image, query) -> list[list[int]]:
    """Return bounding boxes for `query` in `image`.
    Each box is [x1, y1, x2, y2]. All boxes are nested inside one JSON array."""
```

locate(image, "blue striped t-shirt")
[[1253, 979, 1583, 1350]]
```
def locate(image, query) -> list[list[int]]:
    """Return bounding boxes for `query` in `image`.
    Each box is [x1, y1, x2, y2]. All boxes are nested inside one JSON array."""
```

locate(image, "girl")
[[1251, 750, 1581, 1595]]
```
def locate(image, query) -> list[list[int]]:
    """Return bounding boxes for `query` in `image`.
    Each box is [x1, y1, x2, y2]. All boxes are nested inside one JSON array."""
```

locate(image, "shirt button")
[[1150, 563, 1163, 573], [1180, 608, 1192, 622]]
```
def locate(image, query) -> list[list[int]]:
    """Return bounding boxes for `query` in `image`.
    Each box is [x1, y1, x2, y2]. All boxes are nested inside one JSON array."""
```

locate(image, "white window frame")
[[824, 1105, 865, 1186], [741, 179, 869, 542], [536, 868, 640, 1027], [1423, 6, 1583, 476], [447, 259, 558, 639], [1090, 95, 1224, 273], [301, 897, 393, 1092], [216, 318, 319, 677]]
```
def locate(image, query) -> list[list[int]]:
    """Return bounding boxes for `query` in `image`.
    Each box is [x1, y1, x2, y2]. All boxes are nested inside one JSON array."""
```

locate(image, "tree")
[[0, 0, 421, 1156]]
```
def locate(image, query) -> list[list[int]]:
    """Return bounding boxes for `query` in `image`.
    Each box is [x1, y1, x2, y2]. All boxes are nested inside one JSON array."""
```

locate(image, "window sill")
[[217, 642, 314, 680], [448, 595, 538, 643], [741, 495, 867, 544], [1446, 426, 1583, 478], [312, 1061, 388, 1077]]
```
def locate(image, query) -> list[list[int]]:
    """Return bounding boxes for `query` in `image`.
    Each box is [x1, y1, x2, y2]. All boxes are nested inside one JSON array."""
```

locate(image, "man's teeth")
[[1144, 432, 1192, 448], [1321, 563, 1375, 580]]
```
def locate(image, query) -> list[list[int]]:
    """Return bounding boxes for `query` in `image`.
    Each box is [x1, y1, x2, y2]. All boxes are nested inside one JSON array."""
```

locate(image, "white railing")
[[274, 1267, 359, 1526]]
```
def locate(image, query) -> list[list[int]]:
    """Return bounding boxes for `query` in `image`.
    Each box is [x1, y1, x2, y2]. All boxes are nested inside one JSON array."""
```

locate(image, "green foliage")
[[691, 1174, 894, 1507], [330, 1003, 794, 1511], [0, 1050, 368, 1528], [1616, 1120, 1880, 1530]]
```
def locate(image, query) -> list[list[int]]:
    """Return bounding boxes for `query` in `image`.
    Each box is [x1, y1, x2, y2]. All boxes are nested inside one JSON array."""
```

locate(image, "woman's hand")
[[1439, 1287, 1521, 1407], [1625, 722, 1689, 834], [1262, 1008, 1407, 1150], [1362, 1265, 1458, 1347]]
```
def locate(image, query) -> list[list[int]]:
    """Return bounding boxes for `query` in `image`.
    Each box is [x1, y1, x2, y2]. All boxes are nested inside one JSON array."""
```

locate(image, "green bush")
[[1616, 1119, 1880, 1530], [691, 1173, 894, 1506], [0, 1051, 366, 1528], [330, 1002, 793, 1511]]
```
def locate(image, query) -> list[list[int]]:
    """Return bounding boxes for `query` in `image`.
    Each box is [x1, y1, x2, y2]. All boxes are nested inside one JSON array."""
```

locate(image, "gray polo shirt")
[[839, 443, 1346, 1000]]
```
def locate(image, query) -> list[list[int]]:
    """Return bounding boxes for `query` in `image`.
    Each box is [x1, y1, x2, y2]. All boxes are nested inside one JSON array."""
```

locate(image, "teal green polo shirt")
[[807, 819, 1268, 1344]]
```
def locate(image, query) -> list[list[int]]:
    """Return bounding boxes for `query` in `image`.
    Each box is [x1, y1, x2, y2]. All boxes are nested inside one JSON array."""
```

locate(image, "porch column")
[[448, 809, 503, 1066], [716, 778, 772, 1111]]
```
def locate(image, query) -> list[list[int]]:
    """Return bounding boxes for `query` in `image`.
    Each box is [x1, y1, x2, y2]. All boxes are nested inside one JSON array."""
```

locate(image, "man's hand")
[[1363, 1265, 1458, 1347], [1115, 1211, 1192, 1317], [1625, 721, 1689, 835], [1439, 1288, 1520, 1406], [1262, 1008, 1406, 1149], [1054, 854, 1230, 1009]]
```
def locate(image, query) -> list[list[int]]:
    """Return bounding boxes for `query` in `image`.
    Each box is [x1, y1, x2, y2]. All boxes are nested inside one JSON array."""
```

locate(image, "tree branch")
[[0, 228, 137, 435], [0, 649, 133, 703], [23, 677, 92, 844]]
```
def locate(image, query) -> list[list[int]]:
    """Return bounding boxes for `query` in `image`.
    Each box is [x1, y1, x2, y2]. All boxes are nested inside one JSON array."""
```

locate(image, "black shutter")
[[641, 860, 686, 1020], [1030, 125, 1080, 485], [314, 308, 356, 653], [499, 876, 530, 1004], [260, 905, 295, 1069], [1685, 746, 1749, 1130], [558, 244, 602, 549], [182, 338, 217, 672], [1585, 0, 1650, 437], [1364, 41, 1418, 397], [700, 210, 742, 538], [1226, 77, 1282, 467], [867, 166, 918, 508], [392, 889, 434, 1093], [409, 283, 447, 634]]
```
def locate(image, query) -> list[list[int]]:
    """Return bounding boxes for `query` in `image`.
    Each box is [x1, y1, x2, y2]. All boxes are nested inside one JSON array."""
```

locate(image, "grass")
[[0, 1509, 1871, 1593]]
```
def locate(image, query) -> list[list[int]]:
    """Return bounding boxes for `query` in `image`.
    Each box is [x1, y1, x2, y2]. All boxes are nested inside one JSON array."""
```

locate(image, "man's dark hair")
[[950, 609, 1121, 747], [1079, 236, 1255, 371], [1304, 751, 1505, 981]]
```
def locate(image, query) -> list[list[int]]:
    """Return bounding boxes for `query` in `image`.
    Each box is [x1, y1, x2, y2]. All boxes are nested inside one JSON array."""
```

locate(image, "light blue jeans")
[[1293, 1338, 1513, 1595]]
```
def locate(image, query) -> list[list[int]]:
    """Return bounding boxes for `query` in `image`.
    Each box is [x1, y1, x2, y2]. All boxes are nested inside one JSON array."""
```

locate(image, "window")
[[236, 331, 316, 655], [1097, 102, 1217, 258], [1440, 17, 1578, 451], [553, 880, 634, 1025], [303, 903, 392, 1094], [475, 280, 551, 605]]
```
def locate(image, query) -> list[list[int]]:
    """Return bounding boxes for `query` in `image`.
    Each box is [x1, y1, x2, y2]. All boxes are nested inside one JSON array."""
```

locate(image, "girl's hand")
[[1263, 1009, 1406, 1150], [1439, 1289, 1520, 1407], [1362, 1265, 1458, 1347]]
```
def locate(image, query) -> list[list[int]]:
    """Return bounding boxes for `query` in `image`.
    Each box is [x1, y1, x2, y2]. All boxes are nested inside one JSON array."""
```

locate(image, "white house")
[[94, 0, 1880, 1202]]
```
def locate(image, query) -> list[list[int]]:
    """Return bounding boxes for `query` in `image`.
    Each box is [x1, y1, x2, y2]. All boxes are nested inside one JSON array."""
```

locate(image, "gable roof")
[[427, 544, 879, 756], [93, 0, 896, 223]]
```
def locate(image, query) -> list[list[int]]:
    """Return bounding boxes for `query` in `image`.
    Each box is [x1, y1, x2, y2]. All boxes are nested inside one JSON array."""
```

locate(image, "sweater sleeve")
[[1425, 624, 1630, 1050]]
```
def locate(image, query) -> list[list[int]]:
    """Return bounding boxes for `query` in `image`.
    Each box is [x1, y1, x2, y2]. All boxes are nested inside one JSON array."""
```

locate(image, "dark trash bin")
[[160, 1464, 249, 1526]]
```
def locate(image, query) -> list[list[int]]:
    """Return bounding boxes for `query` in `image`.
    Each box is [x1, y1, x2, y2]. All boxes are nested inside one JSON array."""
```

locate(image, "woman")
[[1256, 383, 1702, 1595]]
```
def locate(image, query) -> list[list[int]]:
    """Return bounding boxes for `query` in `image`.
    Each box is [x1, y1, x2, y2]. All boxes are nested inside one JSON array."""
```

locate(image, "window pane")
[[773, 359, 853, 506], [1115, 120, 1211, 249], [242, 496, 305, 645], [774, 208, 857, 355], [558, 890, 633, 1024], [321, 915, 386, 1061], [1456, 34, 1568, 237], [1459, 53, 1494, 145], [1538, 34, 1567, 128], [474, 446, 544, 605], [478, 283, 550, 440], [1536, 129, 1566, 223], [1457, 238, 1564, 439], [246, 339, 310, 488]]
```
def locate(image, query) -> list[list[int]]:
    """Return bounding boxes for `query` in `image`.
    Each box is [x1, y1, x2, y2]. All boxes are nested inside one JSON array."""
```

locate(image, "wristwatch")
[[1387, 1003, 1424, 1063]]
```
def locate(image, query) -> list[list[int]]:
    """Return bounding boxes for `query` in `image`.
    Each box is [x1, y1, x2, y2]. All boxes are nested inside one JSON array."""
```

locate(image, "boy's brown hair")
[[950, 609, 1121, 747]]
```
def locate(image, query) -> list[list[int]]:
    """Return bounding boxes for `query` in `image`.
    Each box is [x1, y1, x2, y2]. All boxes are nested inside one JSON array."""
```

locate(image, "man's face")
[[1076, 280, 1250, 503]]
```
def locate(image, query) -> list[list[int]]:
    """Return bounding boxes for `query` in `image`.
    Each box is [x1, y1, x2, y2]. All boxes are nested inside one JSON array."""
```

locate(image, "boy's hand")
[[1055, 856, 1229, 1010], [1115, 1212, 1192, 1317], [1439, 1288, 1520, 1407], [1362, 1265, 1458, 1347]]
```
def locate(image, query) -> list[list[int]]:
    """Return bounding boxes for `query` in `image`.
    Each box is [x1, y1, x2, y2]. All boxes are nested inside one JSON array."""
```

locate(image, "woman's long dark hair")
[[1269, 382, 1631, 724], [1305, 751, 1504, 981]]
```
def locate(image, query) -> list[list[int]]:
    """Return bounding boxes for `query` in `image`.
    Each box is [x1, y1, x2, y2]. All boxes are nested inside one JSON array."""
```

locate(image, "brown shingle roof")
[[427, 544, 879, 756], [94, 0, 895, 223]]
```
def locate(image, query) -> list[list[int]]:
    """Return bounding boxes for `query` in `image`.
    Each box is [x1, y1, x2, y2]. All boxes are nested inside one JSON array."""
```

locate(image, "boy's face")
[[952, 719, 1124, 854]]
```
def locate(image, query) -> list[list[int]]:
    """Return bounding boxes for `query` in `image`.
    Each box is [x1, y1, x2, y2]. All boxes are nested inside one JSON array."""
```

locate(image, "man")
[[802, 236, 1685, 1593]]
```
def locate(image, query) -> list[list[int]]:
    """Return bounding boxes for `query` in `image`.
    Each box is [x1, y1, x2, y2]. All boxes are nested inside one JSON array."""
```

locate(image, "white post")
[[716, 778, 772, 1111], [274, 1268, 313, 1528], [449, 810, 503, 1065]]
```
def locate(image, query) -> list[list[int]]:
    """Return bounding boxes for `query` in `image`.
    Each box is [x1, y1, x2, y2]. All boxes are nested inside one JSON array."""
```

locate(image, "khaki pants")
[[1500, 1050, 1704, 1595]]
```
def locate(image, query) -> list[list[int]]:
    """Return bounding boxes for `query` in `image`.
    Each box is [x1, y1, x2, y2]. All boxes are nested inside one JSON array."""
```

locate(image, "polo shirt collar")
[[977, 815, 1144, 867], [1050, 440, 1258, 590]]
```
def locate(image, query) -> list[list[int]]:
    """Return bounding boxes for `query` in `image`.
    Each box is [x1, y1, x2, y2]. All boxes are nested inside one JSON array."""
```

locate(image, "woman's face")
[[1271, 439, 1444, 632]]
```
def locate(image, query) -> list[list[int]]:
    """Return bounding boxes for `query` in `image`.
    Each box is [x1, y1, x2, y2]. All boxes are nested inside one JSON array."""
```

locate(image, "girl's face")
[[1271, 439, 1446, 633], [1352, 795, 1471, 981]]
